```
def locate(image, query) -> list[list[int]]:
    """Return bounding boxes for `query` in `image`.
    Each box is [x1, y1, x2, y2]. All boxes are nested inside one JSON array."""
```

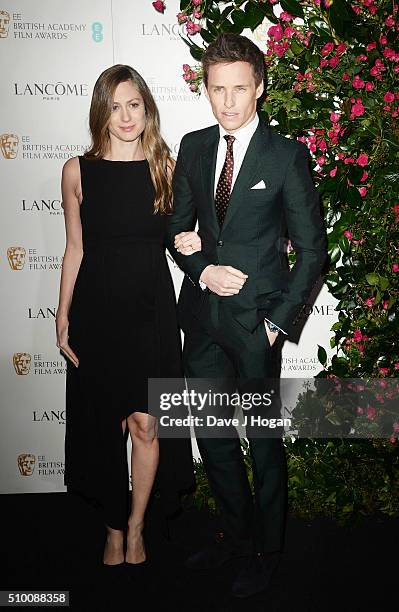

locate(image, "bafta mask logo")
[[0, 10, 10, 38], [18, 453, 36, 476], [0, 133, 19, 159], [7, 246, 26, 270], [13, 352, 32, 375]]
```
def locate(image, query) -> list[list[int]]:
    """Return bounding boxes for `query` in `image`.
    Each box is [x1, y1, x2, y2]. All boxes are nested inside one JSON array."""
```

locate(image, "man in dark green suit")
[[166, 33, 327, 598]]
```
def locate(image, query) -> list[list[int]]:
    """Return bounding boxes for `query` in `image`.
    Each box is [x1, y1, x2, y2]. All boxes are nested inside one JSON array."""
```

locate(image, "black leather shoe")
[[231, 552, 281, 598], [184, 532, 251, 571]]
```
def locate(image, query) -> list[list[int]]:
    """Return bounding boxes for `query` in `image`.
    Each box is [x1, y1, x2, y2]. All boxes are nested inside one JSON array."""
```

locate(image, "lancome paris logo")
[[0, 134, 86, 160], [21, 197, 63, 215], [297, 304, 336, 319], [140, 22, 185, 40], [146, 77, 198, 104], [13, 353, 66, 376], [27, 306, 56, 319], [32, 409, 66, 425], [14, 82, 88, 101], [2, 10, 91, 40], [7, 247, 63, 271]]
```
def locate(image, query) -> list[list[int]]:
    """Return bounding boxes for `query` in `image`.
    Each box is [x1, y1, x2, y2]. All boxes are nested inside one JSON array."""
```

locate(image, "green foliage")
[[185, 438, 399, 525]]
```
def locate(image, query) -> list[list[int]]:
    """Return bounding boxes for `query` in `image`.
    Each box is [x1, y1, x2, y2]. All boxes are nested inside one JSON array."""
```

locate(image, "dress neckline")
[[100, 158, 147, 163]]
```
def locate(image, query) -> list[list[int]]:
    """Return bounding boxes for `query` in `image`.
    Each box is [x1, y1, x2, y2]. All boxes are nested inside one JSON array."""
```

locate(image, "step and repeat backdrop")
[[0, 0, 338, 494]]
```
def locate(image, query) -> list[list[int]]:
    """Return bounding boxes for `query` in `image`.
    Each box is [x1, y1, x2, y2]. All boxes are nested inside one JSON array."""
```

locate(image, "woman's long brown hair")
[[85, 64, 173, 214]]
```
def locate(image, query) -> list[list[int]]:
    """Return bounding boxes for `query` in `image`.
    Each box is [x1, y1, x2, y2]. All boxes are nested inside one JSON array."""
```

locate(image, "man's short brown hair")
[[202, 33, 265, 88]]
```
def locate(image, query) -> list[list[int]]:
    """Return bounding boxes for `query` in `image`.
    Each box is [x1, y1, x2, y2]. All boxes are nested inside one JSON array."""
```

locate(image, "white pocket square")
[[250, 180, 266, 189]]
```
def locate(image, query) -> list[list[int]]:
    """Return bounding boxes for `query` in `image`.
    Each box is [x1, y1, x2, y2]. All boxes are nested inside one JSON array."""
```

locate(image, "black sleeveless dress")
[[64, 156, 194, 529]]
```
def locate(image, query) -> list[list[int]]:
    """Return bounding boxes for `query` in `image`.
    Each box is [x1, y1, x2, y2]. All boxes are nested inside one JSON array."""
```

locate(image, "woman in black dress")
[[56, 65, 199, 566]]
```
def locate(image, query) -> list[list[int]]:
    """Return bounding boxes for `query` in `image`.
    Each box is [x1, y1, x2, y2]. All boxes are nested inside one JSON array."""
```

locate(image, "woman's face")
[[107, 79, 146, 144]]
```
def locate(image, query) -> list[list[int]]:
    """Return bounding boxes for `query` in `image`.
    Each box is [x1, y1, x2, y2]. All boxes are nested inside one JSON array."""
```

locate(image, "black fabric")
[[64, 156, 194, 529]]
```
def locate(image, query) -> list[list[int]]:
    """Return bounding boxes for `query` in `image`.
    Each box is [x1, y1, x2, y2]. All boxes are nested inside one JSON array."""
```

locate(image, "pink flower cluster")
[[265, 19, 313, 60], [318, 41, 347, 70], [177, 0, 202, 36], [345, 328, 369, 356], [343, 229, 365, 246], [182, 64, 200, 92]]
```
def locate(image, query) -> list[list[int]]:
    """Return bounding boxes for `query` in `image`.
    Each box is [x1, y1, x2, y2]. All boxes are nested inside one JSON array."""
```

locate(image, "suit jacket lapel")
[[200, 126, 220, 235], [221, 120, 271, 233]]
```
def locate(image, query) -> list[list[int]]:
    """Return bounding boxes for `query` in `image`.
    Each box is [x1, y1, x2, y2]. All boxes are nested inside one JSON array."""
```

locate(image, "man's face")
[[205, 61, 264, 133]]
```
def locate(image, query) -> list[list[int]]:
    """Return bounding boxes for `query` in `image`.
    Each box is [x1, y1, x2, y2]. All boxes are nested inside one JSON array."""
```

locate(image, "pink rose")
[[379, 368, 389, 376], [280, 11, 294, 21], [351, 100, 365, 117], [358, 157, 368, 172], [329, 166, 337, 177], [152, 0, 165, 13], [352, 75, 365, 89], [360, 171, 368, 182], [365, 297, 374, 307], [182, 64, 190, 72], [321, 42, 334, 56], [344, 157, 355, 164], [384, 91, 395, 103], [330, 112, 340, 122], [186, 21, 201, 35], [343, 230, 353, 240], [365, 82, 374, 91], [359, 187, 367, 197], [268, 24, 284, 41], [353, 329, 363, 342], [392, 263, 399, 272], [367, 406, 376, 420]]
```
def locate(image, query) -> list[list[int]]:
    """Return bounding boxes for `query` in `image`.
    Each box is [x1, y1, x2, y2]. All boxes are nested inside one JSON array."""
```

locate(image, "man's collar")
[[218, 113, 259, 144]]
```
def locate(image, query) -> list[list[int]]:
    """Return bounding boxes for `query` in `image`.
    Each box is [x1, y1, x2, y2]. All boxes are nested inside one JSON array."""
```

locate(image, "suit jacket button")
[[217, 240, 224, 247]]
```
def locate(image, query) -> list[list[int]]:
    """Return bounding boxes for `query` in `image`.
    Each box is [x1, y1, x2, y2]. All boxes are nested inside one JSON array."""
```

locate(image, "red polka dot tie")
[[215, 134, 235, 227]]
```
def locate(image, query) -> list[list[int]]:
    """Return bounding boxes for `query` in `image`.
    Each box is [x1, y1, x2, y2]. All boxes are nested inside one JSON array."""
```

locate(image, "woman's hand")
[[56, 313, 79, 367], [174, 231, 202, 256]]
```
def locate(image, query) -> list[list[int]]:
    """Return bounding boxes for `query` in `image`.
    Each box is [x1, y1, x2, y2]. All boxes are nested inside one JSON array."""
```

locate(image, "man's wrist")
[[199, 264, 215, 287]]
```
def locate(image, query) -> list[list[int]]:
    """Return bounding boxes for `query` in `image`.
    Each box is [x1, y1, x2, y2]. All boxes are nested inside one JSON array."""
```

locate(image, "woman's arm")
[[55, 156, 83, 367]]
